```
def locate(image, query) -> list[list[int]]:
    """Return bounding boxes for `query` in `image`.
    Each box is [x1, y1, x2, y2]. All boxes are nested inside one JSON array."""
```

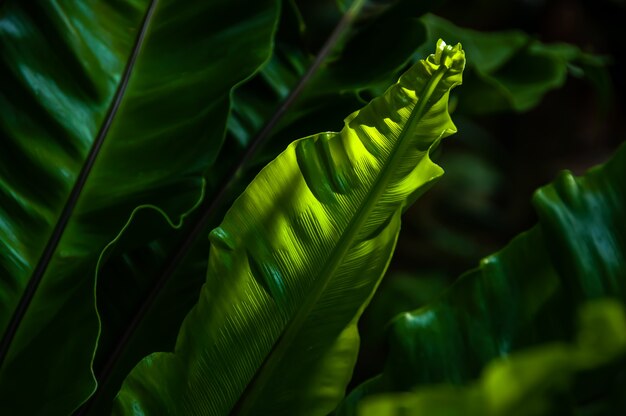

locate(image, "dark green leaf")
[[0, 0, 279, 413]]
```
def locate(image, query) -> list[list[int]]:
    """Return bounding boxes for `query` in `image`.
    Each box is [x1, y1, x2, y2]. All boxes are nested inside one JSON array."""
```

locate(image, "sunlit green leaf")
[[114, 40, 465, 416]]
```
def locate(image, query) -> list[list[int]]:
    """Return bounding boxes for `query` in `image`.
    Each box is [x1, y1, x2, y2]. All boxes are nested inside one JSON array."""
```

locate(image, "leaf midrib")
[[232, 62, 450, 416], [0, 0, 158, 368]]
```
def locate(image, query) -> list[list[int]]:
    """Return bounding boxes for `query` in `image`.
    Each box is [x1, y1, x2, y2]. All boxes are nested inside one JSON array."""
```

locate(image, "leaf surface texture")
[[114, 40, 466, 416]]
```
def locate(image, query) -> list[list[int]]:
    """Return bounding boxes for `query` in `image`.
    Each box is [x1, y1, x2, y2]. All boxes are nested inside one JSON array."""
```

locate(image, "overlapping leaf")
[[0, 0, 279, 413], [113, 40, 465, 416]]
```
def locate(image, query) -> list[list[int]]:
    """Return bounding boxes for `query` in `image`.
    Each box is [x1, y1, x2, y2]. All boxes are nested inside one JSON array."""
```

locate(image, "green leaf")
[[418, 13, 609, 113], [533, 152, 626, 301], [85, 3, 435, 412], [0, 0, 279, 413], [113, 40, 465, 416], [358, 299, 626, 416], [338, 142, 626, 415]]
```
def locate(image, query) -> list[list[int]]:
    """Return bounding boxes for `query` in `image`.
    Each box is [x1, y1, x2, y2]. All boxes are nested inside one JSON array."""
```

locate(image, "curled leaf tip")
[[433, 39, 465, 71]]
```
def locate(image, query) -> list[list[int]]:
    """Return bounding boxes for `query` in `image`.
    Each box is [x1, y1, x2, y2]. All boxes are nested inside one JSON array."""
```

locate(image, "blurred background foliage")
[[356, 299, 626, 416], [226, 0, 626, 391]]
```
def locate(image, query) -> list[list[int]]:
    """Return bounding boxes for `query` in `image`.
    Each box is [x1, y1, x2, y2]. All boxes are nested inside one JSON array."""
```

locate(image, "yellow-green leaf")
[[114, 40, 465, 416]]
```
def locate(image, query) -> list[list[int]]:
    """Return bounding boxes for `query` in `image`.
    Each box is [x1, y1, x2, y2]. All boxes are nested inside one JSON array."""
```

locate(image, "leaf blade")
[[0, 0, 280, 413], [114, 40, 465, 416]]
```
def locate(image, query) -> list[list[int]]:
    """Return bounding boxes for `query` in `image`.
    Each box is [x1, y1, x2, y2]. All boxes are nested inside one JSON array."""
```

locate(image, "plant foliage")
[[338, 143, 626, 415], [0, 1, 621, 415], [0, 0, 279, 413]]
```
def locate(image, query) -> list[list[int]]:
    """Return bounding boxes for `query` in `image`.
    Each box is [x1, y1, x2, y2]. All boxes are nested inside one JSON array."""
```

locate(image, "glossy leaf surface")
[[0, 0, 279, 413], [114, 40, 465, 416], [338, 142, 626, 415]]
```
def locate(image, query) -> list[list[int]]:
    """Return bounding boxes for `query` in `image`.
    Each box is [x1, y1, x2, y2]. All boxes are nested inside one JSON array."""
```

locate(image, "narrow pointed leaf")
[[114, 40, 466, 416]]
